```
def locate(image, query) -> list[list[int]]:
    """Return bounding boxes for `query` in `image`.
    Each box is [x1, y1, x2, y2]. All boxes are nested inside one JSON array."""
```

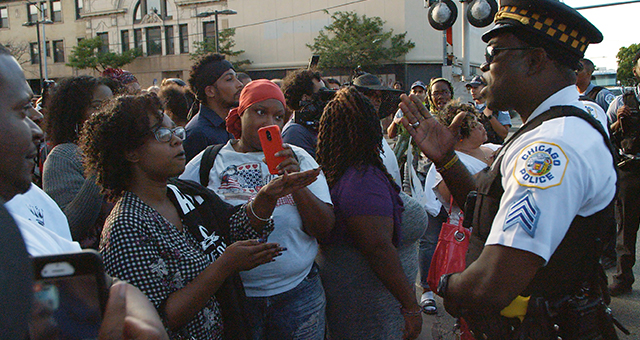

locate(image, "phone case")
[[258, 125, 286, 174], [31, 250, 109, 316]]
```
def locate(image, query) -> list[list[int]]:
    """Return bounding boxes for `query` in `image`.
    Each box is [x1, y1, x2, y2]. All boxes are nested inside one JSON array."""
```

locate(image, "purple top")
[[328, 165, 404, 246]]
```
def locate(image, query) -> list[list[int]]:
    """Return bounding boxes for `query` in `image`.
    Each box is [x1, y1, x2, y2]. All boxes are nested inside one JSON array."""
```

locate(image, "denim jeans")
[[244, 263, 326, 340], [418, 205, 448, 291]]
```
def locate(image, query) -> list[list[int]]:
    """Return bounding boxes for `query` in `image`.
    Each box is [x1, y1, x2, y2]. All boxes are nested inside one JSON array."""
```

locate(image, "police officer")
[[399, 0, 619, 338], [577, 58, 616, 112], [607, 49, 640, 296]]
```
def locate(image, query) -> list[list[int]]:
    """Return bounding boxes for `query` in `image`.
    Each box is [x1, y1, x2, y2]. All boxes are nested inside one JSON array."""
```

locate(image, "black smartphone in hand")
[[29, 250, 109, 340]]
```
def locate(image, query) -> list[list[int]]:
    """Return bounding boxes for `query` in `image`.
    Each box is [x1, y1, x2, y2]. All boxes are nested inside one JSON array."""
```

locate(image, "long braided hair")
[[316, 86, 394, 188]]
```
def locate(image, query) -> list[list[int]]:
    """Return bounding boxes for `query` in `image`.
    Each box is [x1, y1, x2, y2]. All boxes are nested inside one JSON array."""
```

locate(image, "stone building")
[[0, 0, 488, 93]]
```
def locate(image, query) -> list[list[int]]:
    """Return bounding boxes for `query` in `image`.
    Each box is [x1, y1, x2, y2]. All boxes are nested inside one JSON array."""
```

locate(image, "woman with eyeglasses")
[[42, 76, 117, 249], [81, 94, 319, 339], [426, 78, 454, 114]]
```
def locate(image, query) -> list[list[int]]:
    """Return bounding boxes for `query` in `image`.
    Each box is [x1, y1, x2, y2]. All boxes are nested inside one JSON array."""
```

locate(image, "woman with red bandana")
[[181, 80, 335, 340]]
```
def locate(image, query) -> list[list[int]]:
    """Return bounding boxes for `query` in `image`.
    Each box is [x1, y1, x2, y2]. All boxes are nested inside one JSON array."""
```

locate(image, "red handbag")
[[427, 197, 471, 292]]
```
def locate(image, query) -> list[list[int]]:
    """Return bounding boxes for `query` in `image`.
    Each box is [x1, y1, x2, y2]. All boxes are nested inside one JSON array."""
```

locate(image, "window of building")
[[203, 21, 215, 42], [133, 0, 172, 23], [97, 32, 109, 54], [50, 0, 62, 22], [134, 28, 143, 51], [27, 3, 40, 23], [0, 7, 8, 28], [75, 0, 83, 19], [146, 27, 161, 56], [53, 40, 64, 62], [165, 26, 174, 55], [121, 30, 130, 52], [30, 42, 40, 64], [44, 41, 50, 59], [179, 24, 188, 54]]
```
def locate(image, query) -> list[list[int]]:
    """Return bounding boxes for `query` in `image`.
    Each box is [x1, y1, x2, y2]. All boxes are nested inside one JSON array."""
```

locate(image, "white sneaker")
[[420, 291, 437, 315]]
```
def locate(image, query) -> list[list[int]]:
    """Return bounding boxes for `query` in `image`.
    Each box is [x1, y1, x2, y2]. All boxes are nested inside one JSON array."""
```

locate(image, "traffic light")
[[427, 0, 458, 31], [466, 0, 498, 28]]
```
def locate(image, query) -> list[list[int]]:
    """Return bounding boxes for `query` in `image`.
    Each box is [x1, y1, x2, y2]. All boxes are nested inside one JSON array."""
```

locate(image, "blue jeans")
[[244, 263, 326, 340], [418, 206, 448, 291]]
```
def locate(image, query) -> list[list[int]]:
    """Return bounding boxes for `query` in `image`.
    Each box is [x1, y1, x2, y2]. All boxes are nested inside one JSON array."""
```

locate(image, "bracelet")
[[436, 153, 459, 173], [437, 273, 455, 299], [248, 201, 271, 222], [400, 307, 422, 316]]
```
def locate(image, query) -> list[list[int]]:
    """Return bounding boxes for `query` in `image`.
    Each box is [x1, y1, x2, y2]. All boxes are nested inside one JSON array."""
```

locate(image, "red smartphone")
[[258, 125, 286, 174]]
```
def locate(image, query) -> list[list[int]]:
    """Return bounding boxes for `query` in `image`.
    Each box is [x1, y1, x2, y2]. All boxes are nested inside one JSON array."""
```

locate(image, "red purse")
[[427, 197, 471, 292]]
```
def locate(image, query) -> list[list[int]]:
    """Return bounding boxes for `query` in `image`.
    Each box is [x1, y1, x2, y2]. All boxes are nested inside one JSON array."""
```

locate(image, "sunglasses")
[[153, 126, 186, 143], [485, 45, 536, 65]]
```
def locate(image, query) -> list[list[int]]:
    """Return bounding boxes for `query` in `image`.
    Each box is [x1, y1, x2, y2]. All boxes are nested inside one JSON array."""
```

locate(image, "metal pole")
[[35, 22, 44, 90], [214, 11, 220, 54], [40, 1, 48, 80], [443, 30, 447, 66], [461, 1, 470, 80]]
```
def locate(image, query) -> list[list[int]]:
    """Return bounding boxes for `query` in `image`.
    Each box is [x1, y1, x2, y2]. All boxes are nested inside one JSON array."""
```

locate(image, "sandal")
[[420, 291, 438, 315]]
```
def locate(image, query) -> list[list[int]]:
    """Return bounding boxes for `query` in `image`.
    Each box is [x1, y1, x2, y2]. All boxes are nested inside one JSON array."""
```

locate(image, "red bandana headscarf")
[[226, 79, 286, 139]]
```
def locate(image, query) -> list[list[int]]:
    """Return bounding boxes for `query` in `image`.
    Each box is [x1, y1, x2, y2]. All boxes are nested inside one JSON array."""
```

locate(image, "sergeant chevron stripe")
[[504, 191, 540, 237]]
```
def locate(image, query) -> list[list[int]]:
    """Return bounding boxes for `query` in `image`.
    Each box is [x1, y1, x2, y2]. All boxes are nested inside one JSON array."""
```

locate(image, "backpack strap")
[[199, 144, 224, 187]]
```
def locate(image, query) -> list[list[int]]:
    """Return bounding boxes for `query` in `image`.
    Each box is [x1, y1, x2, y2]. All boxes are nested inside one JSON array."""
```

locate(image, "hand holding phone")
[[258, 125, 287, 174]]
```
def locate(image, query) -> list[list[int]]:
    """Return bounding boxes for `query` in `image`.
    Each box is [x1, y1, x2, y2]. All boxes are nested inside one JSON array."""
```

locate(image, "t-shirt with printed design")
[[181, 142, 332, 297]]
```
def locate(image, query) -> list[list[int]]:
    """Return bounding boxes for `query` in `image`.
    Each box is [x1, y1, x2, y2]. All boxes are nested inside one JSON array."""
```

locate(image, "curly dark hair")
[[281, 69, 323, 111], [426, 78, 454, 113], [188, 53, 227, 102], [80, 94, 163, 201], [157, 84, 195, 126], [45, 76, 109, 146], [436, 99, 480, 139], [316, 86, 393, 188]]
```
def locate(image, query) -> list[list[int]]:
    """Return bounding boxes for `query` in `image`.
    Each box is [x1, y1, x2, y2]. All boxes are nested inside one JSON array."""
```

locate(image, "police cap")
[[482, 0, 602, 70]]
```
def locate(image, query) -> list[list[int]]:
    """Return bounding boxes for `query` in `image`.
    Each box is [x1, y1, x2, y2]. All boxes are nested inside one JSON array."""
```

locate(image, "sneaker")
[[420, 291, 437, 315], [609, 282, 632, 297]]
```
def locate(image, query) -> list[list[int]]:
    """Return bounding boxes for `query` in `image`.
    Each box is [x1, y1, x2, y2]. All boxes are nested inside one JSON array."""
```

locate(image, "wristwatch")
[[436, 273, 455, 299]]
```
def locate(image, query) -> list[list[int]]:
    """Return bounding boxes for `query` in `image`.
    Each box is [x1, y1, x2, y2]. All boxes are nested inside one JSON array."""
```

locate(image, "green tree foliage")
[[191, 28, 251, 70], [66, 37, 141, 72], [616, 43, 640, 86], [307, 11, 415, 69]]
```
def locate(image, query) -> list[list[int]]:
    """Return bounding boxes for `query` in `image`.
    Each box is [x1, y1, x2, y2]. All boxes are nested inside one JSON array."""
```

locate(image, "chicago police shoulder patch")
[[504, 190, 540, 237], [512, 141, 568, 189]]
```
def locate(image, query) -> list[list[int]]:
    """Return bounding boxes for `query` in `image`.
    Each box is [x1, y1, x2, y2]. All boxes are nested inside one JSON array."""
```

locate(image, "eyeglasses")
[[153, 126, 186, 143], [485, 45, 536, 65], [432, 90, 451, 97]]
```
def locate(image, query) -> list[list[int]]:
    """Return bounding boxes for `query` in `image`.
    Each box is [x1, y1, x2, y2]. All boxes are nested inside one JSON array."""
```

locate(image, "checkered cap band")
[[495, 6, 589, 53]]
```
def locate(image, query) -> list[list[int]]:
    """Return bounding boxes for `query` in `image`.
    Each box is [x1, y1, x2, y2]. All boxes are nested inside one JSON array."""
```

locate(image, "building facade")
[[0, 0, 489, 93]]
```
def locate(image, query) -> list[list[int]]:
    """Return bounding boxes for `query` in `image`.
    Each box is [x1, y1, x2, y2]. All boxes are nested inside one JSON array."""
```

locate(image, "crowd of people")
[[2, 0, 639, 339]]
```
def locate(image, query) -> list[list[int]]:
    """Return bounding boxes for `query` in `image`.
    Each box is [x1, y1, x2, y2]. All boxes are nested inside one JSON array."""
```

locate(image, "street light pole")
[[195, 9, 237, 54], [24, 21, 44, 90]]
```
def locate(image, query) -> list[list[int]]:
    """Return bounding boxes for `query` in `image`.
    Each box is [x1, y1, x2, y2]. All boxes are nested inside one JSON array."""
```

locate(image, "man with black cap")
[[398, 0, 619, 338], [184, 53, 244, 161], [466, 75, 512, 144]]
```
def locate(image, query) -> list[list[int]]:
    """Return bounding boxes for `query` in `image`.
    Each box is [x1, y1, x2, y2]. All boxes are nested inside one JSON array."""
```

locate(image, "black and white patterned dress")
[[100, 188, 264, 340]]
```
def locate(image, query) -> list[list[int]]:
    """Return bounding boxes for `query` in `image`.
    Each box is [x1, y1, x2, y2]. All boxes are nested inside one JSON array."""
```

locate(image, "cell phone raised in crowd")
[[29, 250, 109, 340], [308, 55, 320, 69], [258, 125, 286, 175]]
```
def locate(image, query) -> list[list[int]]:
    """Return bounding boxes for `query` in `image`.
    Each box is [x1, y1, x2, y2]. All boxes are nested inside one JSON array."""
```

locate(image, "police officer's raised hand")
[[399, 94, 466, 165]]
